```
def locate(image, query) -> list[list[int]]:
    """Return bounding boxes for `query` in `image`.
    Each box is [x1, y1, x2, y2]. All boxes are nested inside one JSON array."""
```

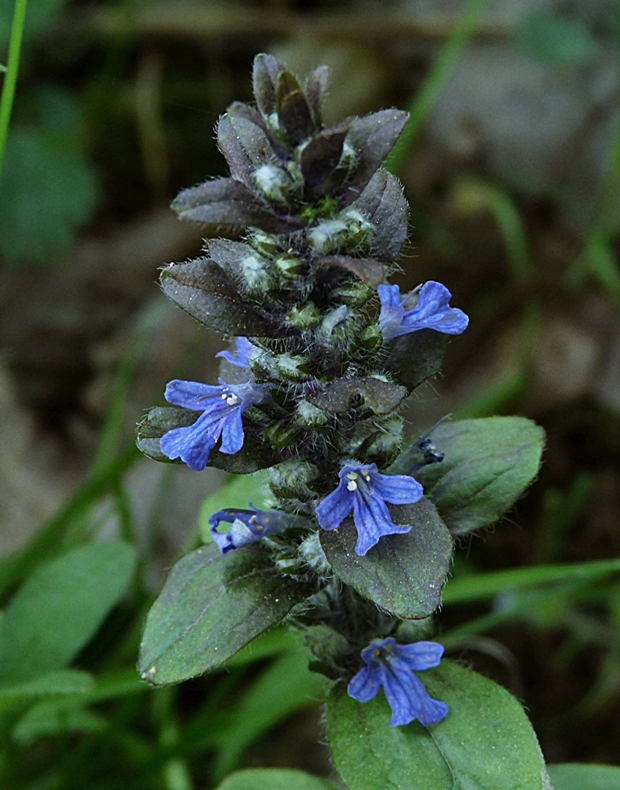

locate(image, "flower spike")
[[159, 378, 267, 471], [315, 463, 423, 556], [378, 281, 469, 342], [348, 637, 448, 727]]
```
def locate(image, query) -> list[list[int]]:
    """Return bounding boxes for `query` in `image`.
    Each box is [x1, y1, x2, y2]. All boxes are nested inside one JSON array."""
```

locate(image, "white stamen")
[[226, 394, 240, 406]]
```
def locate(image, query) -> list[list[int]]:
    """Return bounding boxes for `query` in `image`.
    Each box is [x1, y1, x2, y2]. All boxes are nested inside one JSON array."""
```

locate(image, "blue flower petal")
[[369, 469, 423, 505], [316, 482, 354, 532], [348, 665, 382, 703], [352, 488, 410, 556], [164, 380, 226, 410], [393, 641, 444, 671], [382, 666, 448, 727], [218, 407, 246, 455], [216, 337, 254, 368], [159, 412, 219, 471], [378, 281, 468, 342]]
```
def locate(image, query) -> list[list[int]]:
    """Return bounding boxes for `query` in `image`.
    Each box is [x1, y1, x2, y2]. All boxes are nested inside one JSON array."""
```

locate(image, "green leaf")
[[395, 417, 544, 535], [548, 763, 620, 790], [0, 126, 99, 263], [216, 768, 339, 790], [328, 660, 551, 790], [0, 541, 136, 684], [138, 543, 309, 685], [321, 499, 452, 619], [199, 470, 271, 542], [214, 651, 328, 778], [0, 0, 70, 47], [0, 669, 94, 702], [14, 705, 106, 744]]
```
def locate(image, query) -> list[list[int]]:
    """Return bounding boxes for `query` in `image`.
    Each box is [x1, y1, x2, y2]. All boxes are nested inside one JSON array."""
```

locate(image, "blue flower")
[[378, 282, 469, 342], [160, 378, 267, 471], [209, 506, 291, 553], [215, 337, 255, 368], [315, 463, 423, 556], [348, 637, 448, 727]]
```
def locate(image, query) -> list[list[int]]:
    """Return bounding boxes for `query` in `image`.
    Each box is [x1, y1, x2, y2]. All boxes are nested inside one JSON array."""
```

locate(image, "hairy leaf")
[[160, 258, 283, 336], [138, 544, 309, 685], [276, 71, 314, 144], [328, 661, 551, 790], [304, 65, 330, 127], [253, 53, 284, 118], [353, 169, 410, 261], [321, 499, 452, 619], [217, 114, 273, 187], [301, 124, 349, 188], [307, 376, 406, 415], [398, 417, 545, 534]]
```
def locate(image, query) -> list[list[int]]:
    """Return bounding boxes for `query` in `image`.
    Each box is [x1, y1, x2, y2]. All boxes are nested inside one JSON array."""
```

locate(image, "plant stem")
[[0, 0, 28, 179]]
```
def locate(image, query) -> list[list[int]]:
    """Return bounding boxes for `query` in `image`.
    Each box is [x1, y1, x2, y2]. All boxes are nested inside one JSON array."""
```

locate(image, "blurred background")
[[1, 0, 619, 787]]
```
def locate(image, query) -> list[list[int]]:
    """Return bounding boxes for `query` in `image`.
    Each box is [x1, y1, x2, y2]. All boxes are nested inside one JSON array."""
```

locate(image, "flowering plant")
[[137, 55, 551, 789]]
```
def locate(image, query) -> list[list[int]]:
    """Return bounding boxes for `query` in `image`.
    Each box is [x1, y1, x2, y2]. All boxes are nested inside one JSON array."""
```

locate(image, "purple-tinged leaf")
[[314, 255, 384, 287], [352, 169, 409, 261], [217, 114, 273, 187], [340, 110, 409, 205], [301, 123, 350, 188], [253, 53, 284, 117], [383, 330, 449, 392], [307, 377, 406, 415], [276, 71, 315, 145], [160, 258, 283, 337], [305, 65, 330, 127]]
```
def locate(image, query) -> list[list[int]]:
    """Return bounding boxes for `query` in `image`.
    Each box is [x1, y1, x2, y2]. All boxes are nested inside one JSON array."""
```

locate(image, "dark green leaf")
[[383, 330, 449, 391], [328, 660, 551, 790], [314, 255, 384, 287], [0, 127, 99, 263], [217, 768, 339, 790], [138, 544, 309, 685], [307, 376, 406, 415], [160, 258, 284, 337], [136, 406, 279, 473], [400, 417, 545, 535], [518, 10, 600, 68], [548, 763, 620, 790], [320, 499, 452, 619], [353, 169, 409, 261], [304, 65, 330, 127], [0, 542, 136, 684]]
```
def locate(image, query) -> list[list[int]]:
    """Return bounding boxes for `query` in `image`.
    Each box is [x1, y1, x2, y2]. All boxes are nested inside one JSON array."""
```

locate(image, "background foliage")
[[0, 0, 619, 788]]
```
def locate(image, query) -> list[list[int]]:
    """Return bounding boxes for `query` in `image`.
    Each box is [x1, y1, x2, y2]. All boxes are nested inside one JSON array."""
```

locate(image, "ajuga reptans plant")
[[137, 55, 552, 788]]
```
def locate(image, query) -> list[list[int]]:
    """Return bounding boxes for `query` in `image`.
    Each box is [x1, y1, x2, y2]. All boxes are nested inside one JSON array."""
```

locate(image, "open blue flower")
[[209, 506, 292, 553], [378, 282, 469, 342], [215, 337, 255, 368], [348, 637, 448, 727], [160, 378, 267, 471], [315, 463, 423, 556]]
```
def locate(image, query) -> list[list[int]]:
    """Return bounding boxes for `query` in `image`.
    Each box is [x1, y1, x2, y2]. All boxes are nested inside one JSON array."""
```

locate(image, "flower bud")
[[295, 399, 331, 427], [253, 163, 298, 204], [331, 282, 373, 308], [286, 303, 321, 330], [263, 420, 300, 450], [275, 253, 304, 278], [269, 459, 319, 500], [275, 352, 312, 382], [360, 324, 383, 350]]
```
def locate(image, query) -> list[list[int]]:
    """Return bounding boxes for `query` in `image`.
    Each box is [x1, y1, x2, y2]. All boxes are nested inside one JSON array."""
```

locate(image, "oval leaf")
[[314, 255, 384, 287], [328, 661, 551, 790], [352, 169, 409, 261], [217, 768, 339, 790], [0, 542, 136, 684], [160, 259, 283, 337], [547, 763, 620, 790], [398, 417, 545, 535], [320, 499, 452, 619], [138, 544, 309, 685]]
